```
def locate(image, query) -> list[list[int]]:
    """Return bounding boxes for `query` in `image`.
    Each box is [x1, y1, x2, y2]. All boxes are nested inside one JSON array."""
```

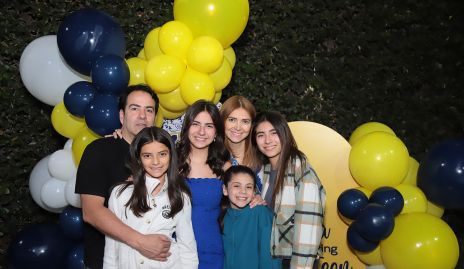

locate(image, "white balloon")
[[29, 156, 62, 213], [19, 35, 88, 106], [41, 177, 67, 209], [65, 180, 81, 208], [63, 139, 73, 151], [48, 149, 76, 181]]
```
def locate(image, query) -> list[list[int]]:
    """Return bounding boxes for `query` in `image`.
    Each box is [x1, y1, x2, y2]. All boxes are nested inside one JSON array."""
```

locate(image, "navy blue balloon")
[[337, 188, 369, 220], [417, 139, 464, 209], [63, 81, 96, 117], [347, 223, 379, 252], [7, 223, 74, 269], [91, 54, 130, 95], [66, 244, 84, 269], [354, 203, 394, 242], [57, 8, 126, 76], [369, 186, 404, 216], [59, 206, 84, 241], [85, 94, 121, 136]]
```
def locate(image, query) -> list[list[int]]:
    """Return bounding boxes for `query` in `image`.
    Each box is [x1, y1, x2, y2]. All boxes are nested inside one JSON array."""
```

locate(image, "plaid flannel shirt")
[[259, 156, 326, 269]]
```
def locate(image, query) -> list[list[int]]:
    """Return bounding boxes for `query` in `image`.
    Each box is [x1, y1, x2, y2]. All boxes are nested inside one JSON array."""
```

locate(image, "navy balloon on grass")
[[347, 223, 379, 252], [91, 54, 130, 95], [337, 188, 369, 220], [64, 81, 96, 117], [369, 186, 404, 216], [59, 206, 84, 241], [57, 8, 126, 76], [417, 139, 464, 209], [85, 94, 121, 136], [354, 203, 395, 241]]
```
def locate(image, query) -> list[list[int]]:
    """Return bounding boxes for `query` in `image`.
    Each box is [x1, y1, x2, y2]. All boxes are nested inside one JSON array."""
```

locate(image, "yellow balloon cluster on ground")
[[125, 0, 248, 124]]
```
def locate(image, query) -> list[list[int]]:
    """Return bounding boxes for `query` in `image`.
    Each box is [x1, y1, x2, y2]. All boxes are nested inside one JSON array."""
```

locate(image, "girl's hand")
[[249, 194, 266, 208], [105, 129, 123, 139]]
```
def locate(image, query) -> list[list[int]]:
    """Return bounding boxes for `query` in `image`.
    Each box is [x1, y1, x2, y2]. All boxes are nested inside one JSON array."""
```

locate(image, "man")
[[76, 85, 171, 269]]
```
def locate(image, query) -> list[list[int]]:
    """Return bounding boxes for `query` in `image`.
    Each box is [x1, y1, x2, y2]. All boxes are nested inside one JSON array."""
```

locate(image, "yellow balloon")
[[155, 109, 164, 127], [401, 157, 419, 185], [144, 27, 163, 60], [126, 57, 147, 86], [213, 91, 222, 104], [395, 184, 427, 214], [210, 59, 232, 92], [51, 102, 85, 139], [426, 200, 445, 218], [174, 0, 249, 48], [355, 245, 382, 265], [159, 105, 185, 120], [145, 54, 186, 93], [349, 122, 395, 145], [158, 87, 189, 112], [158, 21, 193, 60], [72, 126, 101, 165], [137, 48, 146, 60], [187, 36, 224, 73], [354, 186, 372, 198], [349, 132, 409, 190], [224, 46, 236, 69], [180, 68, 215, 105], [380, 213, 459, 269]]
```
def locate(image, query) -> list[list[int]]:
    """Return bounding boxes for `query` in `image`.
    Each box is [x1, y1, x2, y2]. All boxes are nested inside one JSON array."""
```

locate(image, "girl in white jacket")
[[103, 127, 198, 269]]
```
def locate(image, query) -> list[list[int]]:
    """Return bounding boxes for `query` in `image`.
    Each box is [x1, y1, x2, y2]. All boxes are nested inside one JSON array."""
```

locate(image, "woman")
[[177, 100, 230, 269], [252, 111, 326, 269]]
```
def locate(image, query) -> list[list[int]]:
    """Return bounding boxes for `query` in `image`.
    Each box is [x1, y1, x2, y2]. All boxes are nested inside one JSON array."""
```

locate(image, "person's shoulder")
[[252, 205, 273, 216], [86, 137, 128, 152], [252, 205, 274, 226]]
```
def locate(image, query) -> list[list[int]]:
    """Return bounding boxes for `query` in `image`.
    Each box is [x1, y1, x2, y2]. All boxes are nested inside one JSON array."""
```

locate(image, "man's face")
[[119, 90, 156, 142]]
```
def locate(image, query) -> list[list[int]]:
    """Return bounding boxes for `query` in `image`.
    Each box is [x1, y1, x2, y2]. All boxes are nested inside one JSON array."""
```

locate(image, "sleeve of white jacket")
[[176, 194, 199, 269], [103, 188, 120, 269]]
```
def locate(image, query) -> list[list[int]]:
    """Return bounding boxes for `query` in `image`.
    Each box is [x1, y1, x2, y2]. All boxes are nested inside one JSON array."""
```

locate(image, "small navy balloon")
[[85, 94, 121, 136], [91, 54, 130, 96], [57, 8, 126, 76], [354, 203, 395, 242], [337, 188, 369, 220], [417, 139, 464, 209], [59, 206, 84, 241], [64, 81, 96, 117], [347, 223, 379, 252], [369, 186, 404, 216]]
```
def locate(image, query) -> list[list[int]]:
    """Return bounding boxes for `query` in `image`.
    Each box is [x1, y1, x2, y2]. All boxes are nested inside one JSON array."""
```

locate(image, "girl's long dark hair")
[[117, 127, 191, 218], [177, 100, 230, 179], [219, 165, 257, 232], [252, 111, 307, 207]]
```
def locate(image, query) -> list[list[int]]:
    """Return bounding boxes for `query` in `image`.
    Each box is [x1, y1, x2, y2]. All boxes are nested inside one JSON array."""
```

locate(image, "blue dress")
[[186, 178, 224, 269]]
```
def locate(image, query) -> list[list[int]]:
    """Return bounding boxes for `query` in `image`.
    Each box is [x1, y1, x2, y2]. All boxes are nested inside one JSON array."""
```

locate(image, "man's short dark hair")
[[118, 85, 159, 112]]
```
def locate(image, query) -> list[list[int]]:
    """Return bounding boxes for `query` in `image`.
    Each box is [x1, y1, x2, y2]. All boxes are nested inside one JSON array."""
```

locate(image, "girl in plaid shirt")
[[252, 111, 326, 269]]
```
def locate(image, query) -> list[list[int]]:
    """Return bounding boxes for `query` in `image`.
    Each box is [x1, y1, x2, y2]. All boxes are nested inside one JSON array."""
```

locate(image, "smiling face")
[[120, 90, 156, 143], [224, 107, 252, 144], [140, 141, 170, 179], [223, 172, 255, 209], [188, 111, 216, 150], [255, 121, 282, 167]]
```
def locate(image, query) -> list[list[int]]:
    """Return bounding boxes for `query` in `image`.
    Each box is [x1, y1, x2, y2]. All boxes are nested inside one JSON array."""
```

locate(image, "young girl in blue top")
[[220, 165, 282, 269]]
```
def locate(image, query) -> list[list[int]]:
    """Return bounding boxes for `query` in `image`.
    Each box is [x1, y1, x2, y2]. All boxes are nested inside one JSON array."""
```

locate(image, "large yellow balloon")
[[213, 91, 222, 104], [158, 87, 189, 112], [355, 245, 383, 265], [224, 46, 236, 69], [401, 157, 419, 185], [72, 126, 101, 165], [137, 48, 146, 60], [144, 27, 162, 60], [159, 105, 185, 120], [126, 57, 147, 86], [51, 102, 85, 139], [173, 0, 249, 48], [426, 200, 445, 218], [187, 36, 224, 74], [395, 184, 428, 214], [158, 21, 193, 60], [380, 213, 459, 269], [145, 54, 186, 93], [349, 132, 409, 190], [349, 122, 395, 145], [180, 68, 215, 105], [210, 59, 232, 92]]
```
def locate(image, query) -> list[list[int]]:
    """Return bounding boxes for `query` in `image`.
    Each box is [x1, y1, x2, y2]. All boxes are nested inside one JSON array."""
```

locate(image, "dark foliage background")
[[1, 0, 463, 268]]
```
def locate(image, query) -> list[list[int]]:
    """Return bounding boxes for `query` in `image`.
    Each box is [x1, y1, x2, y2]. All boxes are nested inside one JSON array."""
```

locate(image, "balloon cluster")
[[126, 0, 248, 125], [338, 122, 460, 269], [7, 206, 84, 269]]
